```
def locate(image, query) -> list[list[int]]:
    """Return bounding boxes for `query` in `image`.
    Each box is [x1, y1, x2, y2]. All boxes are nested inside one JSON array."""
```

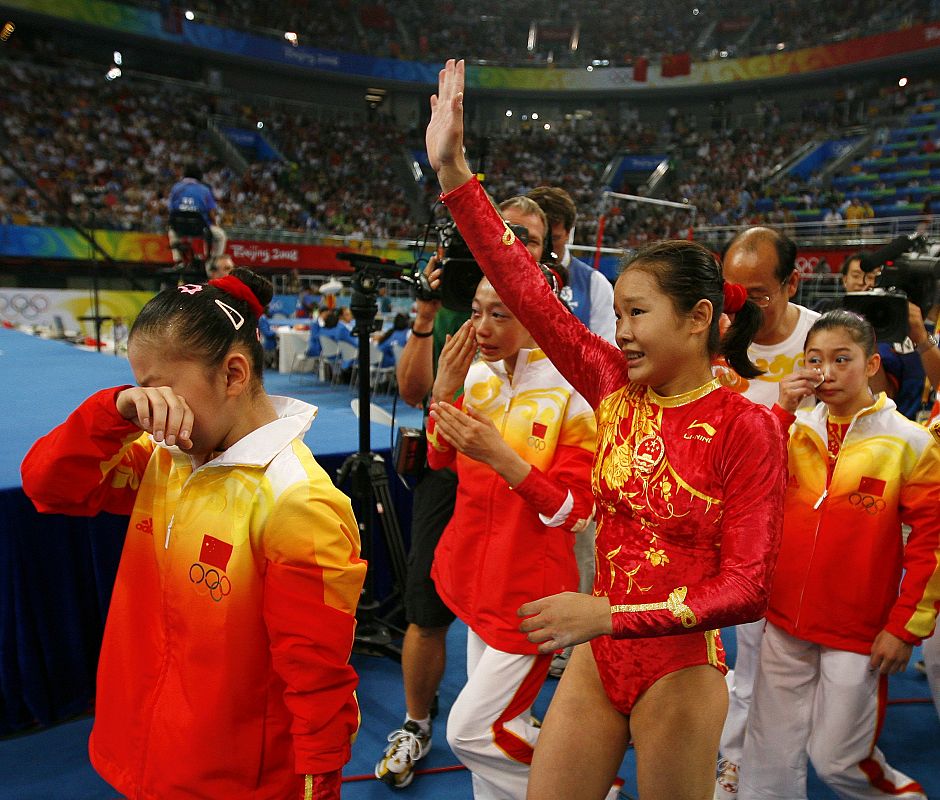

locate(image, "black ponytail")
[[719, 299, 763, 378], [130, 267, 274, 382]]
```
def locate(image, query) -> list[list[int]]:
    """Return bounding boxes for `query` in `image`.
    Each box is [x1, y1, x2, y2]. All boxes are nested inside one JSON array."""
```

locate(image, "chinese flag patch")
[[857, 476, 887, 496], [200, 535, 233, 571], [531, 421, 548, 439]]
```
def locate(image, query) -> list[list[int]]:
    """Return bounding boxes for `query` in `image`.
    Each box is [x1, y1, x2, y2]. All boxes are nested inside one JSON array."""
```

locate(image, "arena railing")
[[692, 215, 939, 249]]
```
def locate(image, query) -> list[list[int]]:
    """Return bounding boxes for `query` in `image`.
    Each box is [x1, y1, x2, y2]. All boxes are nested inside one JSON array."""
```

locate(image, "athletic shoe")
[[549, 647, 571, 678], [715, 758, 739, 798], [374, 720, 431, 789], [605, 777, 626, 799]]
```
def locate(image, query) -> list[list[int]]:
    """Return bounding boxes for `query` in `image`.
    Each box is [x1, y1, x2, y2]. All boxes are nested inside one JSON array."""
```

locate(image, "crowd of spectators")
[[2, 40, 936, 251], [117, 0, 939, 67], [0, 55, 415, 239]]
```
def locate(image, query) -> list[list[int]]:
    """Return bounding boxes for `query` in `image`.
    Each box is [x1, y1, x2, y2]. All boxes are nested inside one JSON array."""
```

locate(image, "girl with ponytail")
[[424, 59, 788, 800], [22, 269, 366, 800]]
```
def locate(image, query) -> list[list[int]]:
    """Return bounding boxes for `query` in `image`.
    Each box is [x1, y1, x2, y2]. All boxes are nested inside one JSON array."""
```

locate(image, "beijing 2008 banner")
[[0, 225, 412, 271]]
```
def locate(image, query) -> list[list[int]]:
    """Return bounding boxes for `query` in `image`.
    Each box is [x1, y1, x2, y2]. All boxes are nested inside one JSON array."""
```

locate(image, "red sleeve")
[[886, 439, 940, 644], [611, 404, 787, 637], [442, 178, 627, 408], [513, 445, 595, 531], [426, 395, 462, 471], [20, 386, 153, 517], [770, 404, 796, 430], [262, 486, 366, 775]]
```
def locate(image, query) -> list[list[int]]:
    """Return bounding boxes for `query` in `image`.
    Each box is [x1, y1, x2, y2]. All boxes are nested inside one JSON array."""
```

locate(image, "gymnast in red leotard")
[[425, 60, 788, 800]]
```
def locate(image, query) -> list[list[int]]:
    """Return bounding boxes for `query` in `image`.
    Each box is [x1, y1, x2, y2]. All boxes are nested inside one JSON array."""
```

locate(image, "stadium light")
[[543, 123, 551, 130], [256, 120, 264, 129], [106, 66, 122, 81], [586, 65, 594, 72], [113, 51, 123, 66], [532, 112, 539, 120], [505, 109, 513, 117], [776, 42, 785, 50], [898, 77, 908, 87], [284, 31, 298, 46], [184, 10, 195, 21]]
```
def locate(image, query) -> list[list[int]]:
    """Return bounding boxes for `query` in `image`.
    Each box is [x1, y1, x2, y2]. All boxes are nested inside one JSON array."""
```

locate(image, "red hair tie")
[[208, 275, 265, 319], [723, 282, 747, 314]]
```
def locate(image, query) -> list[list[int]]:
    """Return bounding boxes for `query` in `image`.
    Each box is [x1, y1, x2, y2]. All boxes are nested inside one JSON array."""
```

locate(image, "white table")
[[276, 327, 311, 373]]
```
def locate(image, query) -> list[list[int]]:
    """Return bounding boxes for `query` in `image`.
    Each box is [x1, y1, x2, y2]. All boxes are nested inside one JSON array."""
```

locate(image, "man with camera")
[[375, 196, 550, 789]]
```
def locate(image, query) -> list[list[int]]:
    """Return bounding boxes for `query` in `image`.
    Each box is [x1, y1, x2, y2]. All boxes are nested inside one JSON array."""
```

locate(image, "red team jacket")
[[427, 350, 596, 654], [21, 388, 366, 800], [770, 397, 940, 654]]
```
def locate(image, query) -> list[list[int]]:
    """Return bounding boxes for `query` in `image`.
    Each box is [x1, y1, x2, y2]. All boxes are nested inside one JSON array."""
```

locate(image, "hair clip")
[[178, 284, 203, 295], [214, 299, 245, 330]]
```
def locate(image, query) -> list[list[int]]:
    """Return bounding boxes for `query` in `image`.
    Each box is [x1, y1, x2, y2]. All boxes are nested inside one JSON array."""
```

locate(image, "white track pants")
[[739, 623, 926, 800], [446, 628, 550, 800], [719, 618, 765, 764]]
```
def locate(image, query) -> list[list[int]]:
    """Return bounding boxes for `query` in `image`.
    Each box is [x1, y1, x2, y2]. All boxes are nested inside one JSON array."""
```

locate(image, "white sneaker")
[[374, 720, 432, 788], [715, 758, 739, 798]]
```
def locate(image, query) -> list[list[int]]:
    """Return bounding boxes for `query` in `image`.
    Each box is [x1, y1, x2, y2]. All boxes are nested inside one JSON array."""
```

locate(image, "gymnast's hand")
[[116, 386, 194, 450], [431, 320, 476, 404], [518, 592, 614, 654], [777, 367, 823, 414], [869, 629, 913, 676], [426, 58, 474, 193]]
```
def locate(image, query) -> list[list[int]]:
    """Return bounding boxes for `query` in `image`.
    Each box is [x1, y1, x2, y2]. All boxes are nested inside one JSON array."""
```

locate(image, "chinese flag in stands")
[[661, 52, 691, 78], [633, 57, 648, 82]]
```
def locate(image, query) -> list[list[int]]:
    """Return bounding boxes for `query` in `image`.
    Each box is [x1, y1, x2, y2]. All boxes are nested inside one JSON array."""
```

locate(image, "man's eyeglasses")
[[747, 278, 789, 308]]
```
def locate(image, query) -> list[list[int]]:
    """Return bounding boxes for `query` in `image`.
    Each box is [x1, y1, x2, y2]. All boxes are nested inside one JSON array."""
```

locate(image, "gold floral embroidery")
[[644, 547, 669, 566]]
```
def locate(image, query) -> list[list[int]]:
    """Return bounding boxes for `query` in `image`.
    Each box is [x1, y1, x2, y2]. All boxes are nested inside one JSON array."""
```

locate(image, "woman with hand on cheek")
[[22, 269, 366, 800], [427, 271, 596, 800], [740, 310, 940, 799]]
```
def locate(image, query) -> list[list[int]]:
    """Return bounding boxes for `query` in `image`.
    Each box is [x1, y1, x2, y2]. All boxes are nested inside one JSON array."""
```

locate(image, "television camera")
[[841, 233, 940, 343]]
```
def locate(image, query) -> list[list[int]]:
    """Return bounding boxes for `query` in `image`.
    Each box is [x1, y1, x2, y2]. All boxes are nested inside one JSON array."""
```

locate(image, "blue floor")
[[1, 329, 938, 798], [0, 623, 937, 800]]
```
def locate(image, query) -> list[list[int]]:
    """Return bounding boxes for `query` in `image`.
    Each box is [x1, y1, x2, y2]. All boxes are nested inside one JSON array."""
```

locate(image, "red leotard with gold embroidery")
[[442, 178, 787, 712]]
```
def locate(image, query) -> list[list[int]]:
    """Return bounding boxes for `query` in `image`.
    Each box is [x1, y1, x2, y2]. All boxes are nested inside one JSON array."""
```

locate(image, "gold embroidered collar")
[[648, 377, 722, 408]]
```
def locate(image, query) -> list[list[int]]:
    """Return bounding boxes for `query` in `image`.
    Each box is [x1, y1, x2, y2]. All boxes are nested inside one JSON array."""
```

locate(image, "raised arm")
[[21, 387, 156, 517], [427, 60, 625, 406]]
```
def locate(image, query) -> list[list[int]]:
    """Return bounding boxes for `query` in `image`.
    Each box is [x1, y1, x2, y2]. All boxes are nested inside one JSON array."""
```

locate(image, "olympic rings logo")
[[527, 436, 547, 451], [849, 493, 885, 515], [189, 562, 232, 602], [0, 293, 50, 320]]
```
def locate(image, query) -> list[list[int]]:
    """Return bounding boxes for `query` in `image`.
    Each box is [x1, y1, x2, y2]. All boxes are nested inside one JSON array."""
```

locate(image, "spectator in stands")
[[167, 163, 227, 273]]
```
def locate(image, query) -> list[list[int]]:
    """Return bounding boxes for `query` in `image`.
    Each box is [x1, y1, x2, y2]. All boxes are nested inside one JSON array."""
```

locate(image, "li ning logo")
[[684, 420, 716, 443]]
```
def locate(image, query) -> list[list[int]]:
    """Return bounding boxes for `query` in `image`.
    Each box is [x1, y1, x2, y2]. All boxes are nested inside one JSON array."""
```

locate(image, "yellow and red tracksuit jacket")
[[427, 349, 597, 654], [21, 388, 366, 800], [769, 394, 940, 654]]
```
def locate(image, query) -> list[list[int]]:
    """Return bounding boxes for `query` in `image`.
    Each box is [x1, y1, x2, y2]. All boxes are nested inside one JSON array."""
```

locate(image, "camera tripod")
[[334, 255, 410, 660]]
